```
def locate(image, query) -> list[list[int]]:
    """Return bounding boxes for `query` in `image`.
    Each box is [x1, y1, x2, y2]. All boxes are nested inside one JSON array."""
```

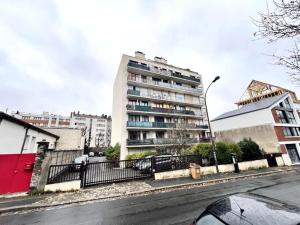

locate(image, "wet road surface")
[[1, 171, 300, 225]]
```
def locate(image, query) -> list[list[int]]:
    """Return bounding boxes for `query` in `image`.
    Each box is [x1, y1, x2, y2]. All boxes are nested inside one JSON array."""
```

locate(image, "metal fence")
[[47, 163, 82, 184], [46, 155, 202, 187]]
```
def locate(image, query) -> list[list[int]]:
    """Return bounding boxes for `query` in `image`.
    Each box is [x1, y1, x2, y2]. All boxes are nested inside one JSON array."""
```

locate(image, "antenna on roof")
[[232, 198, 245, 216]]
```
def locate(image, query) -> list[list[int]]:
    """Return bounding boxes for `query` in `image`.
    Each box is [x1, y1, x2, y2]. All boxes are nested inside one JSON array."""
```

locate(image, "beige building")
[[112, 51, 209, 160], [44, 128, 85, 151]]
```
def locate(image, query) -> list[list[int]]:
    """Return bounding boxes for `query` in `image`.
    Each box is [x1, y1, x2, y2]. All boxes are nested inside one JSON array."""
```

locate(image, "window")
[[129, 115, 140, 122], [97, 119, 105, 122], [156, 132, 164, 138], [176, 82, 182, 86], [97, 124, 105, 127], [141, 116, 149, 122], [140, 101, 148, 106], [286, 111, 296, 124], [284, 98, 292, 108], [283, 127, 300, 136], [276, 110, 288, 123], [283, 127, 292, 136], [129, 131, 140, 140]]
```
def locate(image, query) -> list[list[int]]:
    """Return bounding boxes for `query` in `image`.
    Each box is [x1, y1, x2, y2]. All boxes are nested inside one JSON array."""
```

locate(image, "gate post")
[[151, 156, 156, 177], [79, 161, 85, 188]]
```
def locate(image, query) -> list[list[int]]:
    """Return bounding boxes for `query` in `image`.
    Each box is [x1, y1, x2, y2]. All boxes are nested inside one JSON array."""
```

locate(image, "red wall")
[[0, 153, 36, 194]]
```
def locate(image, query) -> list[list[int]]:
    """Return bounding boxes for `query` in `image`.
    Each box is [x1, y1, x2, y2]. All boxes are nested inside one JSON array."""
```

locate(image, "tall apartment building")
[[112, 51, 209, 160], [70, 112, 112, 148], [11, 111, 70, 128]]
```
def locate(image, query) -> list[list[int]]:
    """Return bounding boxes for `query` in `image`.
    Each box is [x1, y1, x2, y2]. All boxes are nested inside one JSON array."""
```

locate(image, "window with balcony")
[[276, 109, 297, 124], [129, 131, 140, 140], [156, 131, 165, 138], [141, 116, 149, 122], [129, 115, 140, 122]]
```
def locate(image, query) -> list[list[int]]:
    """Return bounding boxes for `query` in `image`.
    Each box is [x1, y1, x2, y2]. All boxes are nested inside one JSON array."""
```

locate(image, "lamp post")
[[204, 76, 220, 173]]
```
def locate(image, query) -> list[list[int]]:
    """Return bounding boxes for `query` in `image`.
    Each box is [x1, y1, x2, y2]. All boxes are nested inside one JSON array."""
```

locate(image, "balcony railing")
[[127, 121, 176, 128], [127, 104, 202, 116], [128, 62, 201, 84], [127, 89, 140, 96], [127, 138, 198, 146], [127, 90, 202, 106], [127, 121, 207, 130], [127, 77, 202, 94], [172, 72, 201, 83], [128, 61, 150, 71]]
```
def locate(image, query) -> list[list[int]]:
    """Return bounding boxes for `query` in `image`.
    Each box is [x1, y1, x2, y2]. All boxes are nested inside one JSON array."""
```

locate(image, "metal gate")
[[47, 155, 202, 187], [83, 158, 153, 187]]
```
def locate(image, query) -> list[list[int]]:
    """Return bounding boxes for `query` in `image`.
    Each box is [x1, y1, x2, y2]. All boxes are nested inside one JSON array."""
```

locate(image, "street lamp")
[[204, 76, 220, 173]]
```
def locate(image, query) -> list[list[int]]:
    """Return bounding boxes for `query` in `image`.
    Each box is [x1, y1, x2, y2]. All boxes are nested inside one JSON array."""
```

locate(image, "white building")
[[112, 51, 209, 160], [0, 112, 59, 194], [211, 93, 300, 166], [11, 111, 70, 128], [70, 112, 112, 148]]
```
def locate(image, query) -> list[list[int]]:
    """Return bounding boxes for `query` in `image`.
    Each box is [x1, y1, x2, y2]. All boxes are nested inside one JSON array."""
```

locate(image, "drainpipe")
[[20, 127, 29, 154]]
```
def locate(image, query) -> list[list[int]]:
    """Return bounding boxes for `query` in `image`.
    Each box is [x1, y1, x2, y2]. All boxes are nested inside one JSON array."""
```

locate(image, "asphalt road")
[[1, 171, 300, 225]]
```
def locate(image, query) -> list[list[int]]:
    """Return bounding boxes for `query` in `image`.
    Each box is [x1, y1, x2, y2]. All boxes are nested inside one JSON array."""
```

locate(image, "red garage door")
[[0, 153, 36, 194]]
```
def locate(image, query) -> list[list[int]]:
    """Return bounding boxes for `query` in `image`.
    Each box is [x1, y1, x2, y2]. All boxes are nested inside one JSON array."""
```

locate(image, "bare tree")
[[156, 127, 197, 155], [254, 0, 300, 83]]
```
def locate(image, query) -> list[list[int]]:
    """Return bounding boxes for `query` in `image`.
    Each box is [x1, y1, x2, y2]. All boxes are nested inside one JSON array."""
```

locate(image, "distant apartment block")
[[211, 80, 300, 166], [70, 112, 112, 148], [112, 51, 209, 160], [11, 111, 70, 128]]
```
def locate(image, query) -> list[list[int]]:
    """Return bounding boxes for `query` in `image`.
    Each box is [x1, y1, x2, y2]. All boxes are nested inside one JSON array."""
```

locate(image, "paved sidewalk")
[[0, 165, 299, 215]]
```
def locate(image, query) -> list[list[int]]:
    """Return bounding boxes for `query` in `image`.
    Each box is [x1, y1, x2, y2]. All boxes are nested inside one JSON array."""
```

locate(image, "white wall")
[[112, 54, 130, 159], [211, 108, 274, 132], [0, 118, 57, 154]]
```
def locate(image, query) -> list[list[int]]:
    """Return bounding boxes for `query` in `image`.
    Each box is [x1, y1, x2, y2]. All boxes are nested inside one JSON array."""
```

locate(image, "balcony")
[[126, 104, 203, 117], [127, 77, 202, 95], [127, 62, 201, 84], [196, 125, 209, 129], [127, 138, 198, 146], [127, 90, 203, 107], [172, 72, 201, 83], [127, 89, 140, 96], [127, 121, 176, 128], [128, 61, 150, 71]]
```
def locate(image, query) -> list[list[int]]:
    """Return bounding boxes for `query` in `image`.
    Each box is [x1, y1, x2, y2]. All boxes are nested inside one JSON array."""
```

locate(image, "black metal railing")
[[127, 138, 198, 146], [172, 72, 201, 83], [128, 61, 150, 71], [152, 155, 202, 173], [47, 163, 82, 184], [47, 155, 203, 187], [84, 158, 152, 187]]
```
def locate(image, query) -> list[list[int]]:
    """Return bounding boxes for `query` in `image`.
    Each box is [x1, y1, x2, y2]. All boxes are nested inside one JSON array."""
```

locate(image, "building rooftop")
[[0, 112, 59, 139], [212, 93, 289, 121]]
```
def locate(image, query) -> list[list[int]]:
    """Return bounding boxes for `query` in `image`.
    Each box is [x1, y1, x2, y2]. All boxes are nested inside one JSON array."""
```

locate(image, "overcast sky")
[[0, 0, 298, 118]]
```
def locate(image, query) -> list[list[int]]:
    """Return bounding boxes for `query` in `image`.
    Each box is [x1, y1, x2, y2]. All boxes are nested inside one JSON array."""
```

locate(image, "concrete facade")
[[70, 112, 112, 148], [212, 94, 300, 165], [11, 111, 70, 128], [214, 124, 280, 154], [44, 128, 85, 150], [112, 52, 209, 160]]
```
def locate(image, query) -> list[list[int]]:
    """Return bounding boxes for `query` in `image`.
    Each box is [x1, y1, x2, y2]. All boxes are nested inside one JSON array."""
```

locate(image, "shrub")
[[105, 143, 120, 161], [238, 138, 263, 161], [187, 143, 212, 158], [216, 142, 232, 164], [125, 151, 157, 160]]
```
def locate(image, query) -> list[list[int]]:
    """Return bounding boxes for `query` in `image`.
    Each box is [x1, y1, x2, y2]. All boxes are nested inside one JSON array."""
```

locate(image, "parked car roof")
[[205, 193, 300, 225]]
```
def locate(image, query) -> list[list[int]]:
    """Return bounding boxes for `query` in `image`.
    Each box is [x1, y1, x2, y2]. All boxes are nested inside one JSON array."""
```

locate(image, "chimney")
[[135, 51, 145, 59], [154, 56, 167, 64]]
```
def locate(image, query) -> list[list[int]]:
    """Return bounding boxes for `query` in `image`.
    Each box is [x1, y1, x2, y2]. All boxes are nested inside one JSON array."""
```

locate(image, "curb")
[[0, 167, 299, 215]]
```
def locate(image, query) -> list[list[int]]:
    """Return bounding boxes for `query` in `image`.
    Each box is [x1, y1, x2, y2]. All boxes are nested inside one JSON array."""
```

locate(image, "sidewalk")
[[0, 165, 299, 215]]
